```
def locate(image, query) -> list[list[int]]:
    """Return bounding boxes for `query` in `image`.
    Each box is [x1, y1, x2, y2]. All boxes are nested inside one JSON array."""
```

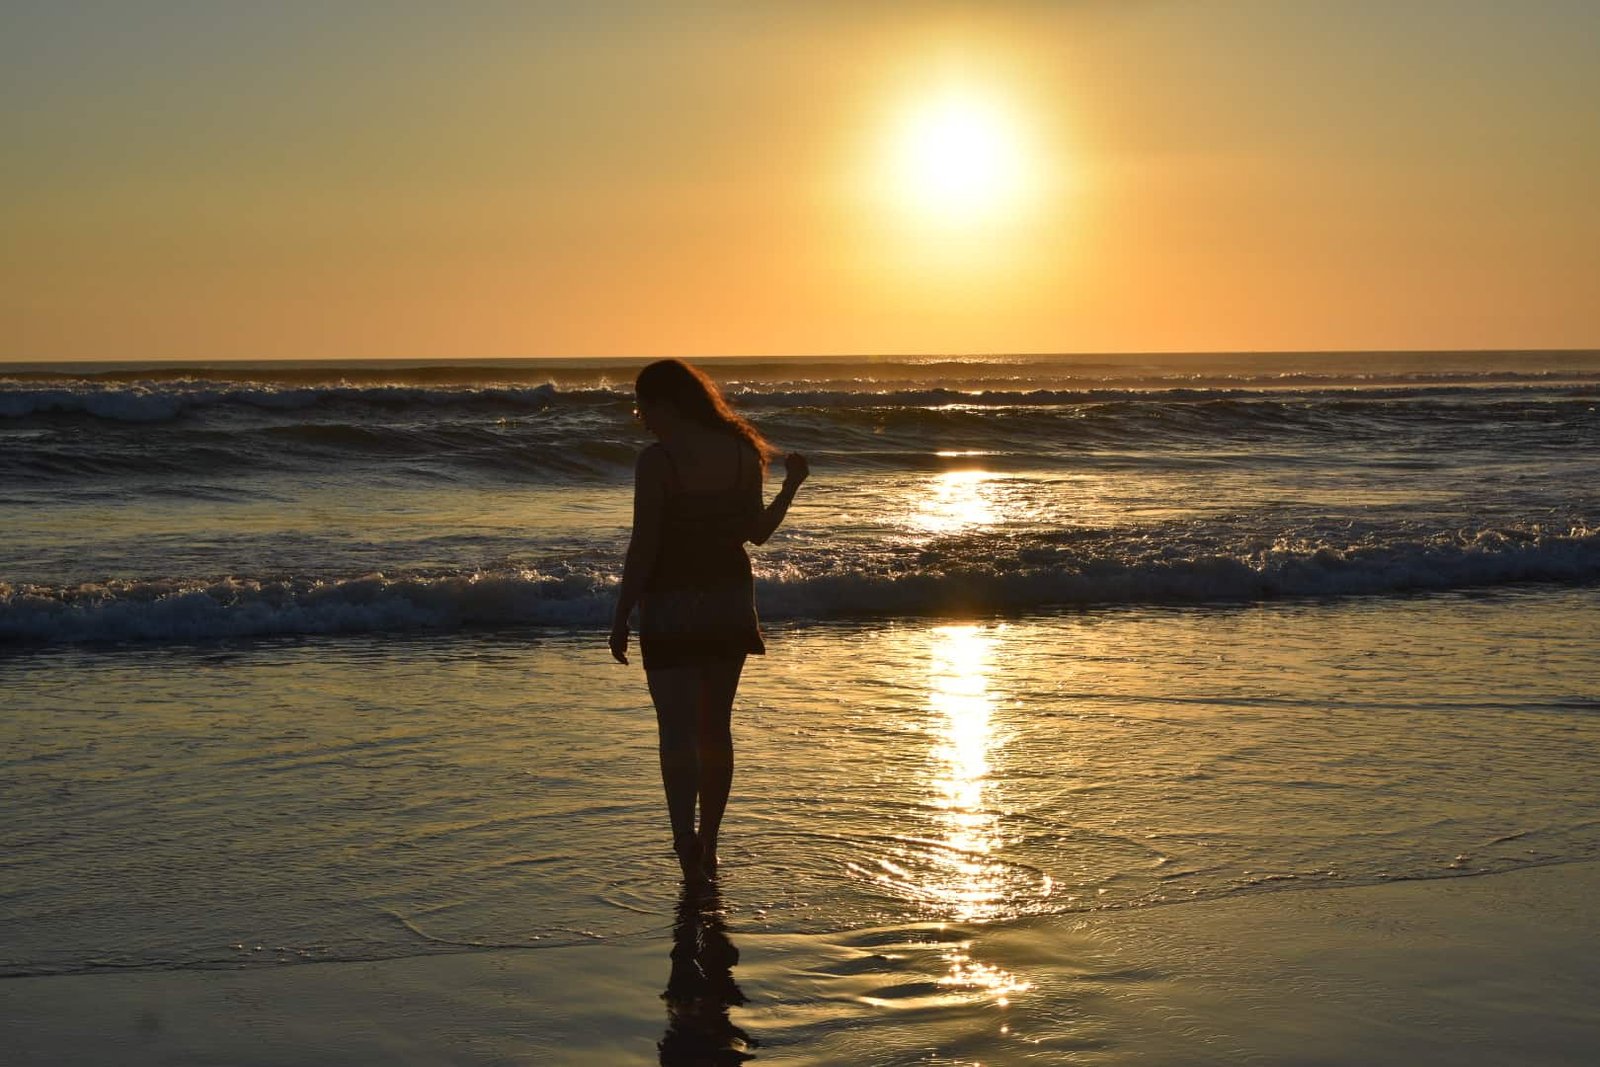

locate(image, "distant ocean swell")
[[6, 523, 1596, 645], [3, 377, 1599, 423], [4, 389, 1595, 483], [0, 382, 569, 422]]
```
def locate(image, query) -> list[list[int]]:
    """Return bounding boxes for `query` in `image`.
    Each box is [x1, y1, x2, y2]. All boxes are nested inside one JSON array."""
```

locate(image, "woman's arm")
[[610, 447, 668, 664], [749, 452, 809, 546]]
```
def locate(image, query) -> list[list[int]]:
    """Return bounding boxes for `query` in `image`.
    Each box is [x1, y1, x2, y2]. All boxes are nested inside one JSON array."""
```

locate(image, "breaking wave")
[[5, 524, 1596, 645]]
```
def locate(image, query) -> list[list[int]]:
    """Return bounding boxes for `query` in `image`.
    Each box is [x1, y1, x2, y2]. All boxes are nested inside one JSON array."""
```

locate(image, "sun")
[[887, 87, 1029, 225]]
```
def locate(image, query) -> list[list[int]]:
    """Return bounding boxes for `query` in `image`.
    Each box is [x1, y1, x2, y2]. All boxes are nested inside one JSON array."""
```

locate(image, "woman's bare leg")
[[695, 655, 745, 876], [646, 665, 706, 883]]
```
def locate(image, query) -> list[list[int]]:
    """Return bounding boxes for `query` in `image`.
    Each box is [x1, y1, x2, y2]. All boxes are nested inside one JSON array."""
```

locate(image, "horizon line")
[[4, 346, 1600, 369]]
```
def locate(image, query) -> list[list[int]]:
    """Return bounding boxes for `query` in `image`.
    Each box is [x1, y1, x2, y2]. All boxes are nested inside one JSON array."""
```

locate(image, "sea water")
[[3, 353, 1598, 1005], [3, 351, 1597, 640]]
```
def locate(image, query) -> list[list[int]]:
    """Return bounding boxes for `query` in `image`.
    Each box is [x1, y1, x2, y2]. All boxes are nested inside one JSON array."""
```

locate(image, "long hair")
[[635, 359, 779, 471]]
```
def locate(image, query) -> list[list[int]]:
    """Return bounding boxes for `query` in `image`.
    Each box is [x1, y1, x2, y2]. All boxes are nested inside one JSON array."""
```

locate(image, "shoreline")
[[6, 859, 1596, 1065]]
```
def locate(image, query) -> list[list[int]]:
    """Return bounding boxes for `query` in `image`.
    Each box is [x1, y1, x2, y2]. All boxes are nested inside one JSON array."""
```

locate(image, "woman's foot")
[[698, 835, 719, 879], [673, 832, 708, 886]]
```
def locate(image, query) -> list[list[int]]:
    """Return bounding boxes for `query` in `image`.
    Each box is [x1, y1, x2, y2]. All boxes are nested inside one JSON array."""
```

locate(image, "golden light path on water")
[[912, 468, 1004, 536], [927, 624, 1002, 919], [924, 624, 1034, 1005]]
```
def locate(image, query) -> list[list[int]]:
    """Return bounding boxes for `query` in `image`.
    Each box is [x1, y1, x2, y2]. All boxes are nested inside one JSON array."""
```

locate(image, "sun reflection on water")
[[912, 469, 1003, 536], [923, 625, 1034, 1003], [938, 936, 1033, 1003], [926, 624, 1002, 920]]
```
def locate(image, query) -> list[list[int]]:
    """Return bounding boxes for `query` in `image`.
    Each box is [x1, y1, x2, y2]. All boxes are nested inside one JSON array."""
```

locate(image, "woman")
[[610, 359, 808, 885]]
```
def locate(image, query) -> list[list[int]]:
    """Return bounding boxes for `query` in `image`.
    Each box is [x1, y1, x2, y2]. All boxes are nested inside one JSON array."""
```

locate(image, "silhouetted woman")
[[610, 359, 808, 885]]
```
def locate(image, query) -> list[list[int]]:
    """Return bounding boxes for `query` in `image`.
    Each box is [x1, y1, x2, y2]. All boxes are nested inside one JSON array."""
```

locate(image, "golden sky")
[[4, 1, 1598, 361]]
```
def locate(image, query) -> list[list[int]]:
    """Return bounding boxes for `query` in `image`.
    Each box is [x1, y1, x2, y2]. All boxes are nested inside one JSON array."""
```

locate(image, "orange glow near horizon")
[[1, 3, 1597, 361]]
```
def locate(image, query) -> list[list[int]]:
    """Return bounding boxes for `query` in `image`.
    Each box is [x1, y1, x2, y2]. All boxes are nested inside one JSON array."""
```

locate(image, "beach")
[[6, 587, 1599, 1063], [5, 861, 1597, 1065]]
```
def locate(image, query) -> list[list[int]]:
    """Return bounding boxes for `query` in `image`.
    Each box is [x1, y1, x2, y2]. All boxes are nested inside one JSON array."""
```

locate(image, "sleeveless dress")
[[638, 442, 767, 671]]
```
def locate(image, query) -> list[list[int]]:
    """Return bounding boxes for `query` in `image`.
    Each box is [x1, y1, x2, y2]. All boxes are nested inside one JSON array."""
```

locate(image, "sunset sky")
[[4, 0, 1598, 361]]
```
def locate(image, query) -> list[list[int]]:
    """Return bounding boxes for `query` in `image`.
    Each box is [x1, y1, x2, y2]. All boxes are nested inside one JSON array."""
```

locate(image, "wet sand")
[[5, 860, 1596, 1065]]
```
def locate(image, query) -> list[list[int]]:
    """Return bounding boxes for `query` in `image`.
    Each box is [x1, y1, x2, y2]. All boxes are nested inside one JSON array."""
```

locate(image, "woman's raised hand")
[[783, 452, 810, 488]]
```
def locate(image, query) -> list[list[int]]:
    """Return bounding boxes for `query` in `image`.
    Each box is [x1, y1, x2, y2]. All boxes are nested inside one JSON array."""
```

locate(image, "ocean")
[[4, 351, 1599, 1062], [4, 350, 1597, 642]]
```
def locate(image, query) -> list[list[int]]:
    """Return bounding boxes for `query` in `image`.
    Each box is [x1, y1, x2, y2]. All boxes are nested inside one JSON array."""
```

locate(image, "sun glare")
[[847, 54, 1073, 302], [912, 469, 1003, 537], [888, 87, 1029, 225]]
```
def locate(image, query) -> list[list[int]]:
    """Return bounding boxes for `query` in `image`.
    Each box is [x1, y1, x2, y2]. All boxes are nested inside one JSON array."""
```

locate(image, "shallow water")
[[5, 587, 1596, 989]]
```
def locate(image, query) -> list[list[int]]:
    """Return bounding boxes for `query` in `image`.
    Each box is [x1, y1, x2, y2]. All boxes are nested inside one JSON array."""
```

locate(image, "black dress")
[[638, 442, 767, 671]]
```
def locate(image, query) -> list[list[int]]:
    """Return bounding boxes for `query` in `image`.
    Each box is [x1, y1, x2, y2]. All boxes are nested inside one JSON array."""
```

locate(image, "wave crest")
[[5, 525, 1595, 645]]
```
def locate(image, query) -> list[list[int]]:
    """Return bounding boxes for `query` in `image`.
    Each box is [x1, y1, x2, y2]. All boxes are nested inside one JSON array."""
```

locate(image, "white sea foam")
[[5, 526, 1595, 645]]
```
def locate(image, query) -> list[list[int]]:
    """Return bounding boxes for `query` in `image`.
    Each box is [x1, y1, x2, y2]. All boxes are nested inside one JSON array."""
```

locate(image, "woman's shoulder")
[[635, 443, 672, 480], [734, 438, 763, 485]]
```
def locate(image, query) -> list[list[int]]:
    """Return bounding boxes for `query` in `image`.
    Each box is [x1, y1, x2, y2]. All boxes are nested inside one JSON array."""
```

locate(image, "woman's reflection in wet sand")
[[659, 885, 758, 1065]]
